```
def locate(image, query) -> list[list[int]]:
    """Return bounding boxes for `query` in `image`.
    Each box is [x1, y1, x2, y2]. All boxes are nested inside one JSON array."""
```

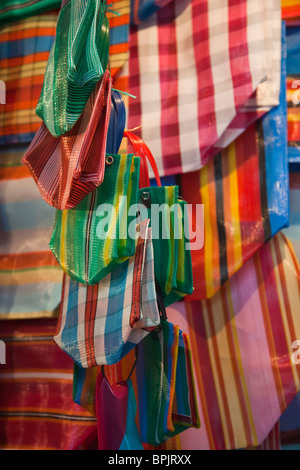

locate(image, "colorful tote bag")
[[0, 12, 58, 146], [0, 1, 61, 25], [50, 153, 140, 284], [136, 320, 200, 446], [96, 373, 143, 450], [22, 70, 112, 210], [125, 132, 193, 304], [0, 319, 97, 450], [36, 0, 110, 137], [180, 30, 289, 300], [54, 219, 160, 366]]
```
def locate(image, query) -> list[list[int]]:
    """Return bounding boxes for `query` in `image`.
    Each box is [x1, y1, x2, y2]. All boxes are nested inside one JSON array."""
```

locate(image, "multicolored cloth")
[[283, 169, 300, 260], [181, 31, 288, 300], [0, 12, 58, 146], [0, 0, 61, 26], [128, 0, 282, 177], [54, 220, 160, 367], [50, 154, 140, 285], [23, 70, 112, 210], [0, 146, 62, 320], [0, 319, 97, 450], [282, 0, 300, 18], [165, 232, 300, 450]]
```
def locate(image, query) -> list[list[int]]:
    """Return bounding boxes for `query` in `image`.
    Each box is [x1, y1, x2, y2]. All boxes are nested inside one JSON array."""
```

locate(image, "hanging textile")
[[22, 70, 112, 210], [181, 28, 288, 300], [0, 1, 61, 26], [282, 0, 300, 19], [286, 26, 300, 162], [283, 169, 300, 260], [0, 319, 97, 450], [128, 0, 282, 177], [165, 232, 300, 450], [0, 12, 58, 146], [0, 146, 62, 320]]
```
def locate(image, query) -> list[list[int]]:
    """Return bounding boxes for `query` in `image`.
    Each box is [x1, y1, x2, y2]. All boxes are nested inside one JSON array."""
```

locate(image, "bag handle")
[[106, 90, 126, 155], [124, 131, 162, 188]]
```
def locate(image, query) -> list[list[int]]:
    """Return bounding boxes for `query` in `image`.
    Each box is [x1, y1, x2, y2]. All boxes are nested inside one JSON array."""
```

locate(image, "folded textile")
[[128, 0, 282, 177], [0, 12, 58, 146], [0, 319, 97, 450], [180, 27, 288, 300], [0, 146, 62, 320], [166, 232, 300, 450], [0, 0, 61, 26]]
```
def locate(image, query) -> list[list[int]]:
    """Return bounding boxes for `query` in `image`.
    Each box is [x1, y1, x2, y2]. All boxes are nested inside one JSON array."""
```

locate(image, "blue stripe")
[[73, 365, 88, 408], [61, 280, 80, 364], [110, 24, 129, 46], [0, 132, 37, 146], [104, 260, 129, 360], [0, 36, 54, 60]]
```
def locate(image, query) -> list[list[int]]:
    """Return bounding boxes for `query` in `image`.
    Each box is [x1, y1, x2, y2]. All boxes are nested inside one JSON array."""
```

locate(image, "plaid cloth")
[[166, 232, 300, 450], [0, 12, 58, 146], [0, 146, 62, 320], [0, 319, 97, 450], [181, 31, 288, 300], [128, 0, 282, 177], [0, 0, 61, 26], [54, 219, 160, 367], [23, 71, 112, 210]]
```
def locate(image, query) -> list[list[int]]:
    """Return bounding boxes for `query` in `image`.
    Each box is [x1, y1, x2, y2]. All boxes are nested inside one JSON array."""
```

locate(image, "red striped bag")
[[22, 70, 112, 210]]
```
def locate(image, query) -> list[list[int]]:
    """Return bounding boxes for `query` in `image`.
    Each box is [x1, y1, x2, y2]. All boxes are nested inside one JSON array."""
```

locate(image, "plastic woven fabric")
[[36, 0, 109, 137], [23, 70, 112, 210], [50, 154, 140, 284]]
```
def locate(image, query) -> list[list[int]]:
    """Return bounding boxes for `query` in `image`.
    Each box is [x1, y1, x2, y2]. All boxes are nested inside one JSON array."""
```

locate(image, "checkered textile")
[[128, 0, 282, 177], [54, 219, 160, 367]]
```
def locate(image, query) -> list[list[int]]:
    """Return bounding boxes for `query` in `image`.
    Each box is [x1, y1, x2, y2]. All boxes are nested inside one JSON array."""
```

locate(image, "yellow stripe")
[[60, 210, 67, 272], [228, 143, 243, 271], [0, 268, 62, 285], [0, 310, 59, 320]]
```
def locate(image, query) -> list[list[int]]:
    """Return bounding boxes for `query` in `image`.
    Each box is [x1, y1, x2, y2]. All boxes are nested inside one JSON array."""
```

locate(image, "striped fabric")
[[286, 26, 300, 162], [0, 319, 97, 450], [283, 170, 300, 260], [282, 0, 300, 18], [54, 220, 160, 367], [108, 0, 130, 79], [164, 232, 300, 450], [180, 41, 288, 300], [136, 320, 200, 446], [36, 0, 109, 137], [0, 1, 61, 25], [128, 0, 282, 177], [50, 154, 140, 285], [130, 0, 172, 24], [0, 146, 62, 320], [23, 71, 112, 210], [0, 12, 58, 146]]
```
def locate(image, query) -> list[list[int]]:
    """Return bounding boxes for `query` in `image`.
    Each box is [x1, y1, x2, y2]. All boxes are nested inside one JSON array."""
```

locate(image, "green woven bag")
[[36, 0, 109, 137], [50, 154, 141, 285]]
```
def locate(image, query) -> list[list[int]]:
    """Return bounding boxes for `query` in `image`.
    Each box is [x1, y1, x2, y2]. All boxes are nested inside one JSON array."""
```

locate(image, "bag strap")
[[124, 131, 162, 188]]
